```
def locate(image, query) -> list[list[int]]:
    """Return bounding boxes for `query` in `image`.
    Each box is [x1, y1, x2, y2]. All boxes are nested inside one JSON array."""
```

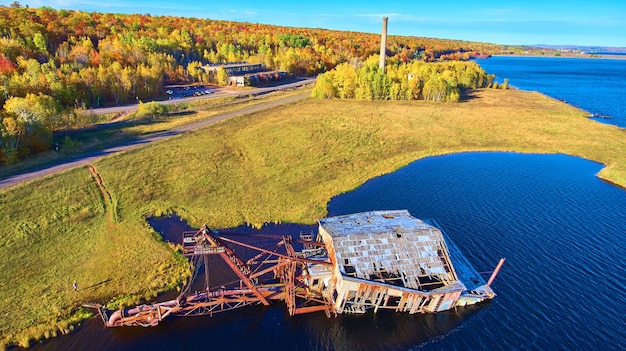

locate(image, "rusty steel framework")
[[85, 211, 504, 327], [86, 226, 335, 327]]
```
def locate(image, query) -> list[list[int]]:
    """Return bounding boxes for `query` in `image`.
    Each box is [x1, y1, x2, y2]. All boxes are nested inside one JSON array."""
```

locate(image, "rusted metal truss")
[[85, 226, 334, 327]]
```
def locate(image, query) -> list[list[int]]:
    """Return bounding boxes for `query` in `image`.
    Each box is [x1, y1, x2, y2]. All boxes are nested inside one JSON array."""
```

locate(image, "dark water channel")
[[31, 152, 626, 350]]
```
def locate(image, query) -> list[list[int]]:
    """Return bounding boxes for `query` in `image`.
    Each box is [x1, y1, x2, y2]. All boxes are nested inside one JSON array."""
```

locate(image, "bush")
[[62, 135, 77, 150], [136, 101, 171, 119], [1, 147, 18, 164]]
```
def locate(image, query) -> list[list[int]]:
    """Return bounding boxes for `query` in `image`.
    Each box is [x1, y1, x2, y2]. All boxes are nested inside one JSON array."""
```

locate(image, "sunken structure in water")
[[311, 210, 500, 313], [85, 210, 504, 327]]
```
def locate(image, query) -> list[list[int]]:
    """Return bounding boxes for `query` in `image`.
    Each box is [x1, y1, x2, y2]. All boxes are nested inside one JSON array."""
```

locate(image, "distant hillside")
[[0, 4, 517, 108], [0, 3, 521, 163], [527, 45, 626, 55]]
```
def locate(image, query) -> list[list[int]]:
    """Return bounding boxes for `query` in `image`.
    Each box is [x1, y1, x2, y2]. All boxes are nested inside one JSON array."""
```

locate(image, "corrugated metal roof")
[[319, 210, 432, 237], [319, 210, 458, 291]]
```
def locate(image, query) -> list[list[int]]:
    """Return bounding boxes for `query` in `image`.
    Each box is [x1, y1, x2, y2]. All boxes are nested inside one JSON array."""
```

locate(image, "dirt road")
[[0, 89, 312, 191]]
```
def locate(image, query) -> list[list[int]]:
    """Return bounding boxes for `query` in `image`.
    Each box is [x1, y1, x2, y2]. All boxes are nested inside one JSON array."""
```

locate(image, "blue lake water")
[[477, 56, 626, 128], [32, 57, 626, 350], [328, 152, 626, 350], [35, 153, 626, 351]]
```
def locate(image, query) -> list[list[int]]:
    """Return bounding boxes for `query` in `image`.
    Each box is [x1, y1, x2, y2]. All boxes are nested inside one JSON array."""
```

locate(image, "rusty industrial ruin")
[[86, 210, 504, 327]]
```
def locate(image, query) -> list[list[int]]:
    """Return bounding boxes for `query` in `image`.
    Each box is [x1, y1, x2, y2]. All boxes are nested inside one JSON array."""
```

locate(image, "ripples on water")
[[33, 152, 626, 350], [329, 153, 626, 351], [477, 56, 626, 128]]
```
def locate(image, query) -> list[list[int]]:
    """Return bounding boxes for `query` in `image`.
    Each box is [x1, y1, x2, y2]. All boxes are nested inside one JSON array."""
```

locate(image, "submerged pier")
[[86, 210, 503, 327]]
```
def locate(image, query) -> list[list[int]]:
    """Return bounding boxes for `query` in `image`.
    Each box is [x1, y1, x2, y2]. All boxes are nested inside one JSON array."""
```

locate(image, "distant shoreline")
[[490, 54, 626, 60]]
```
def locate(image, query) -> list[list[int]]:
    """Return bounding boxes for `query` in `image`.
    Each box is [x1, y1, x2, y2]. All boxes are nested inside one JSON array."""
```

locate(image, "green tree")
[[3, 93, 60, 159], [216, 67, 230, 86], [186, 61, 206, 83], [423, 76, 447, 102], [278, 33, 311, 48], [135, 101, 170, 119], [333, 63, 357, 99], [4, 93, 60, 130], [32, 32, 48, 54], [1, 116, 25, 163], [311, 72, 336, 98]]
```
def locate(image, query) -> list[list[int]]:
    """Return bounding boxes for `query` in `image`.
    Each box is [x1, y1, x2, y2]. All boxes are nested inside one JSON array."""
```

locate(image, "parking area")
[[164, 85, 219, 100]]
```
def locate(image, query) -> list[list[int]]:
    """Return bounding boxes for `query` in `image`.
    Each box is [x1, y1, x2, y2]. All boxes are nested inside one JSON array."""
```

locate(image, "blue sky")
[[5, 0, 626, 47]]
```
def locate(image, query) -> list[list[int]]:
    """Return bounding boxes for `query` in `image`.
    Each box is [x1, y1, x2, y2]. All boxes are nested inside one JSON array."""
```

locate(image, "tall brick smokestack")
[[379, 16, 388, 73]]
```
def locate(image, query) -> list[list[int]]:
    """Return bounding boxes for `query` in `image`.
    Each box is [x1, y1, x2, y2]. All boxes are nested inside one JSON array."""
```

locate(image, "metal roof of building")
[[319, 210, 433, 237], [318, 210, 459, 291]]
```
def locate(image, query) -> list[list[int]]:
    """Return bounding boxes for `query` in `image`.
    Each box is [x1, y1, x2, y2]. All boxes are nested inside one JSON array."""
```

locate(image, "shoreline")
[[490, 53, 626, 60], [2, 88, 625, 349], [23, 150, 626, 350], [26, 148, 626, 349]]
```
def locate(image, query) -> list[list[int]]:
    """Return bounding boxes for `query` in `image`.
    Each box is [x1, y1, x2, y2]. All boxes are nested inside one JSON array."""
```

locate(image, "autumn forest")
[[0, 3, 512, 163]]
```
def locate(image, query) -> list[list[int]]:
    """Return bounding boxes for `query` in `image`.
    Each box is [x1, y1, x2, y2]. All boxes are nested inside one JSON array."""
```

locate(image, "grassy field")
[[0, 91, 301, 180], [0, 88, 625, 348]]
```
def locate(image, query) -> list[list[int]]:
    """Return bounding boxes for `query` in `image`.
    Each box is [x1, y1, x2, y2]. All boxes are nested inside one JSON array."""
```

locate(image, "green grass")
[[0, 91, 300, 180], [1, 88, 625, 348]]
